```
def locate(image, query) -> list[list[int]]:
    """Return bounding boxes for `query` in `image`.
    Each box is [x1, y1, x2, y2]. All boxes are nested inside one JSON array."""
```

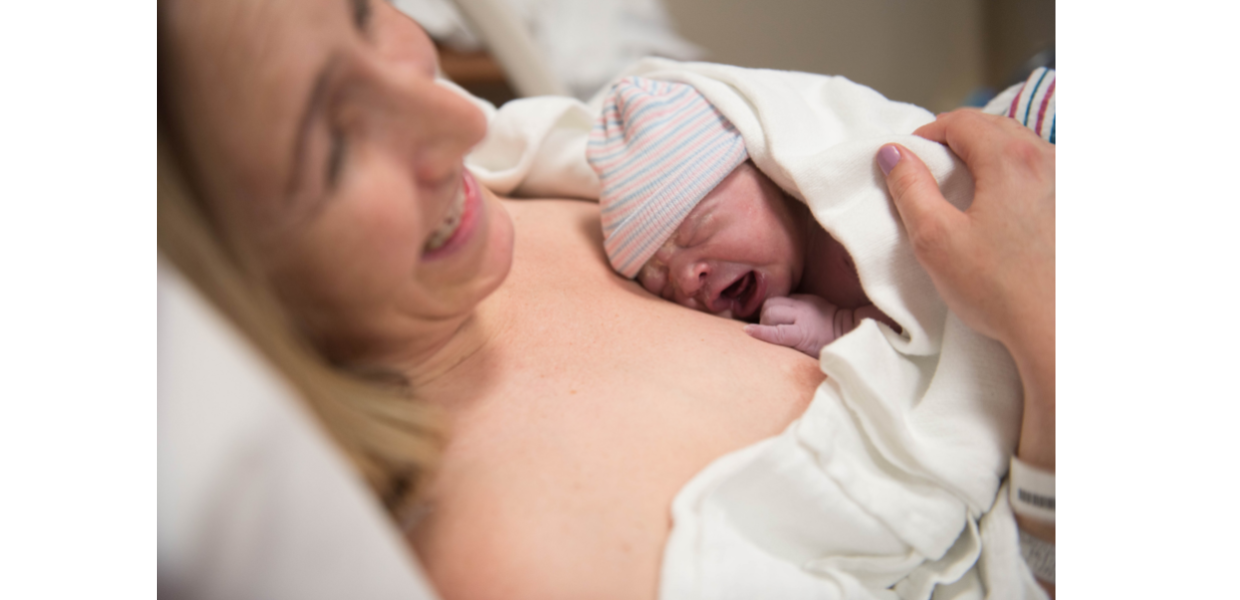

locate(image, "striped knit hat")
[[587, 77, 749, 278]]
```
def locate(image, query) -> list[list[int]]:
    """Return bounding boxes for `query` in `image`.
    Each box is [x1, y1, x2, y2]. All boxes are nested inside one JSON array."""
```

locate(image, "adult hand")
[[877, 110, 1055, 357], [877, 108, 1056, 468]]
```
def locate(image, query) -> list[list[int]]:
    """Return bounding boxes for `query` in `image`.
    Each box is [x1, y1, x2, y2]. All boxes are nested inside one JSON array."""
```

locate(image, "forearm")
[[1006, 317, 1055, 597], [1011, 327, 1055, 473]]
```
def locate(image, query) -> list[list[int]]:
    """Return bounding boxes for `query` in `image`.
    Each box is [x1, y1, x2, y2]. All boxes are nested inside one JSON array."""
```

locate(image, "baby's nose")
[[674, 261, 710, 299]]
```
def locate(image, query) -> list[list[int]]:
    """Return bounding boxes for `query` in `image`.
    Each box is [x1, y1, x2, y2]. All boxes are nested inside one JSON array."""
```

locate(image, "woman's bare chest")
[[411, 201, 823, 600]]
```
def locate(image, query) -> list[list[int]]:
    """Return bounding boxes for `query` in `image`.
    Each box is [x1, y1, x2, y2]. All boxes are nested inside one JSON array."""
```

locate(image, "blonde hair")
[[158, 126, 443, 513]]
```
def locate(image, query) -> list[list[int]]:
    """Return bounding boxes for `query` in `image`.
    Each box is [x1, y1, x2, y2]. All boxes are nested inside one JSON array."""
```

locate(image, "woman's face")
[[164, 0, 513, 358]]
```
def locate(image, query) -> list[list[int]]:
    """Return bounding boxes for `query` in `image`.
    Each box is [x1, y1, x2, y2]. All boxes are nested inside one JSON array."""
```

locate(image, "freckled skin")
[[636, 161, 899, 356]]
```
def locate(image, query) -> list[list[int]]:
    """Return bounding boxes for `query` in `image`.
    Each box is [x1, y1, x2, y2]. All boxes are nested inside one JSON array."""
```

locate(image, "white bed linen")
[[158, 260, 440, 600], [458, 60, 1047, 599]]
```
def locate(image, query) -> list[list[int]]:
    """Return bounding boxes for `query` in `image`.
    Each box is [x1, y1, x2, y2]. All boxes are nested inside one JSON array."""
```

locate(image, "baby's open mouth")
[[717, 271, 762, 320], [721, 271, 753, 302]]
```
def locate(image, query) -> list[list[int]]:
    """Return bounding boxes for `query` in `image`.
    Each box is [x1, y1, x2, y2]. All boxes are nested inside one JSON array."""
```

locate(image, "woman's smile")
[[423, 170, 481, 260]]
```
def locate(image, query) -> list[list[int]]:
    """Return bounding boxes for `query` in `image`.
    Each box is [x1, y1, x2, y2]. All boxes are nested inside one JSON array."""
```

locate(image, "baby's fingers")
[[744, 323, 804, 349], [758, 297, 799, 326]]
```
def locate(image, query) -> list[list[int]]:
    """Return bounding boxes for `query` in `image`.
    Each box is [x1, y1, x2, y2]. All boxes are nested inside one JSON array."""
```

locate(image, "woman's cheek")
[[298, 187, 421, 309], [353, 170, 426, 250]]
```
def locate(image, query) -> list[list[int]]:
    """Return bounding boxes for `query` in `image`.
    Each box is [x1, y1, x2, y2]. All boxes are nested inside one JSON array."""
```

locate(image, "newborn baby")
[[588, 77, 899, 357]]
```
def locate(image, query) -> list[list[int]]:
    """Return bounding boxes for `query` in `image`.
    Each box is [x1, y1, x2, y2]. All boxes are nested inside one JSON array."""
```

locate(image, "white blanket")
[[457, 58, 1047, 600]]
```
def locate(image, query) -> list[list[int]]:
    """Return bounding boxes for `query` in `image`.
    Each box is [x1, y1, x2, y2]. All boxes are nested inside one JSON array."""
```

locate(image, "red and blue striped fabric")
[[1006, 67, 1056, 144], [588, 77, 749, 278]]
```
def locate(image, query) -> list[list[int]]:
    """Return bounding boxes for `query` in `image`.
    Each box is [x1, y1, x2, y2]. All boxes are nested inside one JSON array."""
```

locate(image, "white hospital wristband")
[[1009, 456, 1055, 523]]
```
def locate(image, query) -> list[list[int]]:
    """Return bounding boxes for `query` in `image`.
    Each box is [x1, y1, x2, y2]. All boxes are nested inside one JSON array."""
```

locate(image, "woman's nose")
[[373, 65, 488, 184], [412, 89, 486, 185]]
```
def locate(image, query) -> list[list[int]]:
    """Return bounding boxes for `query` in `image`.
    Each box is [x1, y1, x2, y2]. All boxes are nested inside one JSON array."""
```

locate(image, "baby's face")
[[637, 162, 806, 321]]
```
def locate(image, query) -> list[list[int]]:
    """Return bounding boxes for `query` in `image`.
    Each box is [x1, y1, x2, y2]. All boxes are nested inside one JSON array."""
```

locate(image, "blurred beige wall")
[[984, 0, 1056, 88], [661, 0, 1052, 113]]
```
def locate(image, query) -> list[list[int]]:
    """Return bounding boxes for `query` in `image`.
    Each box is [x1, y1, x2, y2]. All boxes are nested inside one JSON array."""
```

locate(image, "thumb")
[[876, 143, 965, 259]]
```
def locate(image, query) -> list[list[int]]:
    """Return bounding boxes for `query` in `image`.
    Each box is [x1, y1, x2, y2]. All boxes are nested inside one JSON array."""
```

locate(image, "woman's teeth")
[[424, 185, 466, 252]]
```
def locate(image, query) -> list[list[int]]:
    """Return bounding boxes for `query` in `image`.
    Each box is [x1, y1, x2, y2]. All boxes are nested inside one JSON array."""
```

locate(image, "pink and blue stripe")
[[588, 77, 749, 278]]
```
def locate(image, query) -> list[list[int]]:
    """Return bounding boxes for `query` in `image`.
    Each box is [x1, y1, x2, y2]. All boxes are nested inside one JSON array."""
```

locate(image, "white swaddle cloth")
[[456, 58, 1048, 600]]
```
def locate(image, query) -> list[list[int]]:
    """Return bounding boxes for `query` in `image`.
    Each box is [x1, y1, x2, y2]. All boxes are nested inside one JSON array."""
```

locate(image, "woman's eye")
[[350, 0, 372, 33], [326, 130, 347, 189]]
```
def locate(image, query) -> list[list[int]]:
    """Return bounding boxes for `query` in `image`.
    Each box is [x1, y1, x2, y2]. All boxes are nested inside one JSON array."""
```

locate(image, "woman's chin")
[[401, 179, 514, 332]]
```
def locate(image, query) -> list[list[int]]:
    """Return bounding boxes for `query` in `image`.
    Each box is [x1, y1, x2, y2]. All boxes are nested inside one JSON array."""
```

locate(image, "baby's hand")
[[744, 295, 842, 357]]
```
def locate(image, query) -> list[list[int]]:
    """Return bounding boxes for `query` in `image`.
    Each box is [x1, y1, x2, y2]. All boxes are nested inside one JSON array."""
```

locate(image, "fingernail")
[[877, 145, 901, 176]]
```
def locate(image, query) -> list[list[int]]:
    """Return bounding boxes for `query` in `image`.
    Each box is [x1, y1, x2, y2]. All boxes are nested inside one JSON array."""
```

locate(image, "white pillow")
[[158, 259, 439, 600]]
